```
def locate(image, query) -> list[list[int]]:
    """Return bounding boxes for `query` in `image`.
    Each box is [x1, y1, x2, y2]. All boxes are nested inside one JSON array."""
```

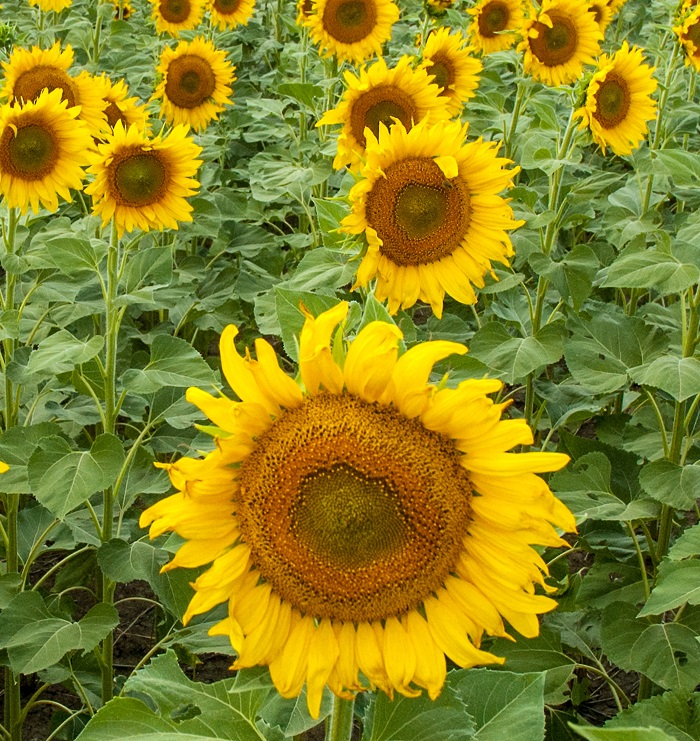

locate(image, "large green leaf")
[[668, 523, 700, 560], [25, 330, 104, 378], [629, 356, 700, 401], [571, 727, 677, 740], [639, 461, 700, 510], [638, 561, 700, 616], [606, 690, 700, 740], [599, 250, 700, 295], [97, 539, 169, 583]]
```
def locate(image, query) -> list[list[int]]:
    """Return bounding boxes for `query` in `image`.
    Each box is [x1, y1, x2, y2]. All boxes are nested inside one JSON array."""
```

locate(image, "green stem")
[[504, 79, 526, 161], [627, 522, 650, 600], [326, 696, 355, 741]]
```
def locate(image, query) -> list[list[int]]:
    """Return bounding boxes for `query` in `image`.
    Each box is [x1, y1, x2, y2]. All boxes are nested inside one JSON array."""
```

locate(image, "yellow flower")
[[141, 302, 574, 719], [97, 76, 149, 135], [85, 122, 202, 237], [341, 118, 523, 318], [317, 56, 451, 172], [0, 42, 108, 138], [0, 88, 92, 214], [28, 0, 71, 11], [606, 0, 627, 14], [573, 42, 657, 156], [150, 0, 205, 35], [208, 0, 255, 29], [152, 37, 235, 132], [420, 27, 482, 116], [304, 0, 399, 64], [674, 6, 700, 72], [467, 0, 524, 54], [0, 462, 8, 473], [519, 0, 602, 86], [296, 0, 314, 23], [587, 0, 613, 34], [113, 0, 135, 19]]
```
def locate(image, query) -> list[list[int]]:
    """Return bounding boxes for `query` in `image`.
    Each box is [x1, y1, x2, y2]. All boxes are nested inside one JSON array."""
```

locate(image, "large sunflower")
[[519, 0, 602, 86], [467, 0, 524, 54], [304, 0, 400, 64], [141, 302, 574, 718], [573, 42, 657, 156], [420, 28, 482, 116], [674, 7, 700, 72], [0, 42, 108, 137], [0, 88, 92, 214], [85, 122, 202, 237], [317, 56, 451, 172], [209, 0, 255, 29], [152, 37, 235, 132], [341, 118, 522, 318], [150, 0, 205, 35], [97, 76, 149, 135], [28, 0, 71, 11]]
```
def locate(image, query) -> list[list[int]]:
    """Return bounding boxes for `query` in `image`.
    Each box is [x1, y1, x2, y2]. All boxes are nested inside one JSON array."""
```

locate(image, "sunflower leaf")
[[639, 460, 700, 509], [638, 560, 700, 616], [629, 355, 700, 401], [570, 727, 677, 740]]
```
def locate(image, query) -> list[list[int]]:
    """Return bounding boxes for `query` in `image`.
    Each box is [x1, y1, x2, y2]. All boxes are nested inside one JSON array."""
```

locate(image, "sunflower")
[[28, 0, 71, 11], [518, 0, 602, 86], [426, 0, 455, 16], [573, 42, 657, 156], [0, 88, 92, 214], [340, 118, 522, 318], [152, 37, 235, 132], [0, 42, 108, 137], [674, 7, 700, 72], [150, 0, 205, 35], [317, 56, 451, 172], [420, 28, 482, 116], [113, 0, 134, 19], [97, 76, 149, 135], [141, 302, 574, 718], [209, 0, 255, 29], [304, 0, 399, 64], [587, 0, 613, 34], [85, 122, 202, 237], [606, 0, 627, 14], [467, 0, 524, 55]]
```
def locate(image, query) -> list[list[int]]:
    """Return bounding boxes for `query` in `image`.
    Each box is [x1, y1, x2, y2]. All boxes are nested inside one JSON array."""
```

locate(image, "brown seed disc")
[[12, 66, 78, 107], [322, 0, 378, 44], [236, 393, 472, 622], [478, 0, 510, 37], [165, 55, 216, 110], [0, 120, 58, 180], [109, 147, 169, 206], [158, 0, 191, 23], [350, 85, 419, 147], [425, 55, 455, 94], [365, 156, 471, 266], [592, 72, 631, 128], [214, 0, 243, 13], [529, 12, 579, 67], [588, 3, 603, 24], [687, 19, 700, 55], [105, 101, 127, 130]]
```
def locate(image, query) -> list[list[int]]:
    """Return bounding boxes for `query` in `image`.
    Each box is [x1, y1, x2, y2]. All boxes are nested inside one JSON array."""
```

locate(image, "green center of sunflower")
[[236, 392, 472, 622], [112, 152, 168, 206], [530, 12, 578, 67], [214, 0, 241, 11], [479, 0, 509, 36], [350, 85, 418, 147], [426, 57, 453, 92], [159, 0, 191, 23], [164, 55, 217, 109], [593, 72, 630, 128], [366, 156, 472, 266], [323, 0, 377, 44], [12, 66, 77, 108], [2, 123, 58, 180]]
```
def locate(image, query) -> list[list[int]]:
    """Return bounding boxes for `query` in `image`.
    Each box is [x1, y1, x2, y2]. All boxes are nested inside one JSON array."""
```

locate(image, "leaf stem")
[[326, 695, 355, 741]]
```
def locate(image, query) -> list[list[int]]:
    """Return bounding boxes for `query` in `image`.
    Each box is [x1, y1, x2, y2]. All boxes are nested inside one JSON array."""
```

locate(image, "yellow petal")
[[404, 610, 446, 700], [344, 321, 403, 402], [299, 302, 348, 395], [306, 619, 340, 719], [383, 616, 420, 697]]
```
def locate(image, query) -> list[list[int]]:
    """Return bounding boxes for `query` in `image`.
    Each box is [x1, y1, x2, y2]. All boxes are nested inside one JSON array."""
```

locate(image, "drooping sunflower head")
[[674, 6, 700, 71], [0, 87, 92, 214], [340, 117, 523, 318], [587, 0, 613, 34], [304, 0, 400, 64], [573, 42, 657, 156], [150, 0, 205, 35], [518, 0, 603, 86], [151, 36, 236, 132], [467, 0, 524, 54], [420, 27, 482, 115], [208, 0, 255, 28], [317, 55, 451, 172], [141, 301, 574, 717], [97, 76, 149, 136], [85, 122, 202, 237], [27, 0, 71, 11]]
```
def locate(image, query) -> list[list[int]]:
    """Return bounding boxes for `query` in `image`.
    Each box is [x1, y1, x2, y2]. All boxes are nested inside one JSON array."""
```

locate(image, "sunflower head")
[[141, 302, 573, 717], [97, 75, 149, 136], [209, 0, 256, 28], [674, 6, 700, 71], [27, 0, 72, 11], [113, 0, 135, 19], [587, 0, 613, 33], [467, 0, 524, 54], [150, 0, 205, 35]]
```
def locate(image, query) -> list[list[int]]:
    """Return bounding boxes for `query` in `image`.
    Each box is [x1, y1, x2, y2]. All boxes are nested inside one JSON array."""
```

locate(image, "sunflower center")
[[365, 156, 471, 266], [529, 12, 578, 67], [165, 55, 216, 109], [111, 150, 168, 206], [350, 86, 418, 148], [236, 393, 472, 622], [104, 101, 127, 129], [158, 0, 191, 22], [686, 20, 700, 51], [593, 72, 630, 128], [0, 122, 58, 180], [12, 66, 77, 107], [425, 57, 453, 92], [478, 0, 509, 36], [323, 0, 377, 44], [588, 3, 603, 23], [214, 0, 241, 12]]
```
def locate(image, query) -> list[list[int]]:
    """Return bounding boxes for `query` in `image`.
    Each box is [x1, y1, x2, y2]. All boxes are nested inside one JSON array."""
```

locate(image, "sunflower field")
[[0, 0, 699, 738]]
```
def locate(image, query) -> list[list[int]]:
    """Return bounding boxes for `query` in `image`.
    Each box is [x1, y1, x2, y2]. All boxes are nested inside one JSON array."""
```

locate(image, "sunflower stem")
[[326, 695, 355, 741], [504, 79, 526, 161]]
